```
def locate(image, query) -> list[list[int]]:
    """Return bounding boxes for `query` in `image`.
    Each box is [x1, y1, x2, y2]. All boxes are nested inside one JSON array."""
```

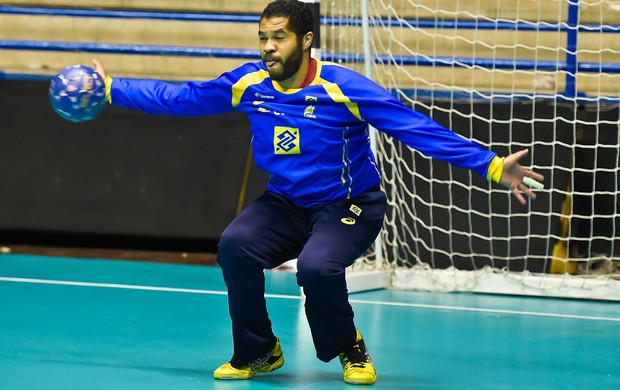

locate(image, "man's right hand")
[[91, 59, 107, 79], [91, 59, 112, 103]]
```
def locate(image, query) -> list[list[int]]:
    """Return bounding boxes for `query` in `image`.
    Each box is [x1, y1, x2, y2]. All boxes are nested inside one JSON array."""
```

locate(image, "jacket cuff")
[[486, 156, 504, 183], [104, 76, 113, 103]]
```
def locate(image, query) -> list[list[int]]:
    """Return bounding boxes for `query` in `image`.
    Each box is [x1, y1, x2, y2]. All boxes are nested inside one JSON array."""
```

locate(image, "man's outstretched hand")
[[500, 149, 545, 205], [92, 59, 107, 80]]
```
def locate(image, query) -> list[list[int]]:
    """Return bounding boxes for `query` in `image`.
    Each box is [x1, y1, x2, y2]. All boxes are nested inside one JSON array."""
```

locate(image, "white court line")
[[347, 298, 620, 322], [0, 276, 233, 296], [1, 276, 619, 322]]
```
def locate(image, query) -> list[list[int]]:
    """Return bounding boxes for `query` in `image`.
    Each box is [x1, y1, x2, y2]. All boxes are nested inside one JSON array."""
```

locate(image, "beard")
[[264, 41, 304, 82]]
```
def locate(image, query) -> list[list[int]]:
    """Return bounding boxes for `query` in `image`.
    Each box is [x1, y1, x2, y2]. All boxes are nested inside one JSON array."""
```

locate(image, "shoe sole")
[[214, 356, 284, 380], [345, 377, 377, 385], [214, 373, 255, 380]]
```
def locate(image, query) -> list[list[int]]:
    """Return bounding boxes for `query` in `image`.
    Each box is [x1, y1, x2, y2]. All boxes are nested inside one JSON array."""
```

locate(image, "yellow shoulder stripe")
[[319, 80, 362, 120], [232, 69, 270, 107]]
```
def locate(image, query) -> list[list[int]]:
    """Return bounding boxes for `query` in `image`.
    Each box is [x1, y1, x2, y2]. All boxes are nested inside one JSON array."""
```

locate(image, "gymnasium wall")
[[6, 76, 615, 264], [3, 1, 619, 95], [0, 1, 280, 251], [1, 1, 618, 261], [408, 100, 571, 272], [0, 79, 267, 251]]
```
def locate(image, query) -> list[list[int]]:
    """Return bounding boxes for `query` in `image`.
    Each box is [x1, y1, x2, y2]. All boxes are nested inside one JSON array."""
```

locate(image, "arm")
[[341, 72, 544, 204], [92, 59, 235, 117]]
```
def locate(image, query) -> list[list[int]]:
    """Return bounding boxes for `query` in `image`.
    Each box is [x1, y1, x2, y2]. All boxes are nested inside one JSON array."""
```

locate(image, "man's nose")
[[263, 39, 276, 52]]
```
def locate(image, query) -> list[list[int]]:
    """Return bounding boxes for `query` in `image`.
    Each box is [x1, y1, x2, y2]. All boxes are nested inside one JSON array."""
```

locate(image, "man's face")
[[258, 16, 304, 82]]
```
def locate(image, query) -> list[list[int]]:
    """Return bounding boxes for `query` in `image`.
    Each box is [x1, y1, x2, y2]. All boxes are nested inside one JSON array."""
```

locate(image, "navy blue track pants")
[[217, 188, 387, 366]]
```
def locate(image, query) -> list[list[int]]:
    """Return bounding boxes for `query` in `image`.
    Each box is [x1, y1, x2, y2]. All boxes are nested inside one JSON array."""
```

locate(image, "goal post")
[[324, 0, 620, 299]]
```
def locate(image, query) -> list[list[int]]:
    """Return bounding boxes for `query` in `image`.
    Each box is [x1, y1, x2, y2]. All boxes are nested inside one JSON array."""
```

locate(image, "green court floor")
[[1, 253, 618, 389]]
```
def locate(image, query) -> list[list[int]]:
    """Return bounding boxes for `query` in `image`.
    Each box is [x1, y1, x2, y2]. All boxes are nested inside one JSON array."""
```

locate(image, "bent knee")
[[296, 260, 345, 283]]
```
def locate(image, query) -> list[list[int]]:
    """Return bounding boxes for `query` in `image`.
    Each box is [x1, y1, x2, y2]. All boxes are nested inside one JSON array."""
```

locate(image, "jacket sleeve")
[[109, 70, 240, 117], [343, 72, 497, 179]]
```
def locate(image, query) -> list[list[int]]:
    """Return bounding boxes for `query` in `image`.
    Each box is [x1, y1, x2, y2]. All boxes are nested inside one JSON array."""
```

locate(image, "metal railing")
[[1, 2, 618, 101]]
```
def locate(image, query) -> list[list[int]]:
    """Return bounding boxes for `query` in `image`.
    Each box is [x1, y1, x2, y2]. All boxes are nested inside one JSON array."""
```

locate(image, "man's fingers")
[[522, 176, 544, 189], [512, 187, 527, 205], [91, 59, 106, 78]]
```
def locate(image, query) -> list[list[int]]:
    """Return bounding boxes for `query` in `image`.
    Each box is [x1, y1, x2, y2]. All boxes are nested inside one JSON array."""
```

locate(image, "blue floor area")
[[1, 254, 619, 389]]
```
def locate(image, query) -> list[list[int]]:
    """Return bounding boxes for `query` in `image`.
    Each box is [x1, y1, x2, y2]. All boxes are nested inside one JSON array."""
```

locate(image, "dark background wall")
[[399, 99, 575, 272], [1, 79, 617, 267], [0, 79, 267, 252], [573, 106, 620, 258]]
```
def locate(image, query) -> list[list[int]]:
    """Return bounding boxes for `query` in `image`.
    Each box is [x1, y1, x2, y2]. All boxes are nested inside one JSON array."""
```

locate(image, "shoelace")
[[248, 347, 278, 371], [341, 342, 370, 368]]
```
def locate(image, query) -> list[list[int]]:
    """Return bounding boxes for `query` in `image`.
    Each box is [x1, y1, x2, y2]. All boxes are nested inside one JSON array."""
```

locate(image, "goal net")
[[325, 0, 620, 300]]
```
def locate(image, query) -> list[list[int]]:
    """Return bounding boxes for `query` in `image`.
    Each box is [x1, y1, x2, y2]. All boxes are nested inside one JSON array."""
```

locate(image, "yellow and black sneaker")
[[213, 338, 284, 380], [338, 329, 377, 385]]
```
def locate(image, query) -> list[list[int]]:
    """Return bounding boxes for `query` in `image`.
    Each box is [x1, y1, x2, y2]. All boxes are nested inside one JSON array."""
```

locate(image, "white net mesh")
[[326, 0, 620, 300]]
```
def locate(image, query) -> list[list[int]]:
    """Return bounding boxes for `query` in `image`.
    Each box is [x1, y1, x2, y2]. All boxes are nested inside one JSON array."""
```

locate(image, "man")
[[92, 0, 543, 385]]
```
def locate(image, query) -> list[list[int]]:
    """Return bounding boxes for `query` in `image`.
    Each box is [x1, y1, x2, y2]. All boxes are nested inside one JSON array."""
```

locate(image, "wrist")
[[104, 76, 113, 103], [487, 156, 504, 183]]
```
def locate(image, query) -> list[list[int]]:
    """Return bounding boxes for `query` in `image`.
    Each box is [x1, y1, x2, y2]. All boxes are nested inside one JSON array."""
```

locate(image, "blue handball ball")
[[49, 64, 106, 122]]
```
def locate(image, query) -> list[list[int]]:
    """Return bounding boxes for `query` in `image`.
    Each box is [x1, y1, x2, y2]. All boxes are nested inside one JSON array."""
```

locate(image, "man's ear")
[[303, 31, 314, 51]]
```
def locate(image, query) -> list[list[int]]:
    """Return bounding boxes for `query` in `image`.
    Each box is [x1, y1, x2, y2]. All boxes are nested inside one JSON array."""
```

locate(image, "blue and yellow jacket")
[[108, 60, 500, 207]]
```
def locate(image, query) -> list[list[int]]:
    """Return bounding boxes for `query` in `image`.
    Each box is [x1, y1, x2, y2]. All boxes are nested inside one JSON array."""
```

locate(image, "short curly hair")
[[261, 0, 314, 39]]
